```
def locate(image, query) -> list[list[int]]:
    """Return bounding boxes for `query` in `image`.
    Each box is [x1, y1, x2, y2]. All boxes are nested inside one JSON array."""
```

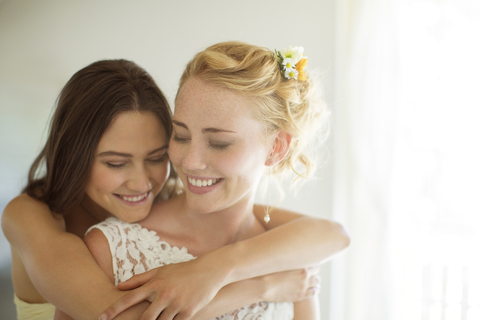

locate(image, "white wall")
[[0, 0, 336, 318]]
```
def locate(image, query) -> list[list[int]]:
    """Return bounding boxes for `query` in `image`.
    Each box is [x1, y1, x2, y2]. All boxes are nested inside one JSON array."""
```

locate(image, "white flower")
[[282, 57, 295, 69], [281, 46, 304, 65], [284, 68, 299, 80]]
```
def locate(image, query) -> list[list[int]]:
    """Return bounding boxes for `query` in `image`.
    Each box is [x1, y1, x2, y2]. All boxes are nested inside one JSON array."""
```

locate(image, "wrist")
[[257, 273, 276, 302], [197, 243, 242, 287], [241, 277, 265, 302]]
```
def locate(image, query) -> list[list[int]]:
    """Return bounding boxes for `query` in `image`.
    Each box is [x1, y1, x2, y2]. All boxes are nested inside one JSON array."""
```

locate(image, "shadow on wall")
[[0, 263, 15, 320]]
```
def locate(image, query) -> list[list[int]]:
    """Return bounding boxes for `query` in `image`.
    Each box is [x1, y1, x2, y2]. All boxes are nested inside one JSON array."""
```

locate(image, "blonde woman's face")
[[170, 77, 272, 214], [85, 111, 170, 223]]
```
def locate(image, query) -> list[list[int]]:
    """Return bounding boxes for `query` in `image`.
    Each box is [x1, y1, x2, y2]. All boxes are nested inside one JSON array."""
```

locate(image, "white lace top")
[[87, 217, 294, 320]]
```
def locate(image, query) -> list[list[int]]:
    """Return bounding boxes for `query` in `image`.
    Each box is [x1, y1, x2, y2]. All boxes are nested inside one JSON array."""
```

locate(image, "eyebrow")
[[98, 145, 168, 157], [172, 120, 236, 134]]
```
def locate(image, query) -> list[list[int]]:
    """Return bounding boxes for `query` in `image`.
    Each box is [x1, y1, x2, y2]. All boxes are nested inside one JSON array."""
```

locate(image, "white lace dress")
[[87, 217, 294, 320]]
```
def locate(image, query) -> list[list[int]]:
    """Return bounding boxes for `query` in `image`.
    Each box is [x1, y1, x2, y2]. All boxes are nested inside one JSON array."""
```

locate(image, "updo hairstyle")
[[177, 41, 329, 181]]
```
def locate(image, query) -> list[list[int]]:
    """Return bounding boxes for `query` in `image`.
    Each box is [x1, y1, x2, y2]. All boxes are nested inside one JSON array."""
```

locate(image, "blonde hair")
[[178, 41, 329, 182]]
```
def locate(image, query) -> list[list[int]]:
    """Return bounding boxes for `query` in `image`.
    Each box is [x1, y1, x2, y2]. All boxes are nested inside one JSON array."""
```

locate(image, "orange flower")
[[296, 57, 308, 71], [296, 57, 308, 81]]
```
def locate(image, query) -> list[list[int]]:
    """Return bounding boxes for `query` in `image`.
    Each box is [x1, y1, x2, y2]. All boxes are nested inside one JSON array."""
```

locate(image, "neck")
[[80, 195, 112, 222], [64, 196, 110, 237], [177, 192, 259, 249]]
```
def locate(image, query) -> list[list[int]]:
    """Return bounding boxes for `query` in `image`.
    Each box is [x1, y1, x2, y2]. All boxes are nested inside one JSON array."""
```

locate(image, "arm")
[[293, 297, 320, 320], [1, 194, 150, 320], [192, 268, 320, 320], [103, 207, 348, 320], [224, 205, 350, 281]]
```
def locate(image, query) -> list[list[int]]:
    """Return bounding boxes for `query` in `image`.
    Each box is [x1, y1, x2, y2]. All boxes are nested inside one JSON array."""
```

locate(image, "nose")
[[126, 164, 153, 193], [182, 143, 207, 171]]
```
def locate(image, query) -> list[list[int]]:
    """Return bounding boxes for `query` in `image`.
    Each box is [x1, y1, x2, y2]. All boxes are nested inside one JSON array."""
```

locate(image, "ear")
[[265, 130, 292, 167]]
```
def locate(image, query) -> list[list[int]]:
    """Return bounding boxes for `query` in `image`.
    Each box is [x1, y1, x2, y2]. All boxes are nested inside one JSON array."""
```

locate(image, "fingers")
[[138, 302, 169, 320], [306, 274, 321, 297], [306, 265, 320, 275], [306, 285, 320, 297], [143, 303, 196, 320], [309, 274, 320, 287], [100, 288, 155, 320], [118, 269, 157, 290]]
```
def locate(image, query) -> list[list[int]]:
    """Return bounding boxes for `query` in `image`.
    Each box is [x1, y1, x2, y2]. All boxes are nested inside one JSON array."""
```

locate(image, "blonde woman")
[[83, 42, 345, 320]]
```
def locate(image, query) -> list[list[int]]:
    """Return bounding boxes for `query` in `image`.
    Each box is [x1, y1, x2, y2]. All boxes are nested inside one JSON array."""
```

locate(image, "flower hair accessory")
[[275, 46, 308, 81]]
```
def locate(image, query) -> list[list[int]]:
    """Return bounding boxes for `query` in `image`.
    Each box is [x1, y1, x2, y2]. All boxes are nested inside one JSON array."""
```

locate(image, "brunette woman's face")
[[85, 111, 170, 223], [170, 77, 272, 214]]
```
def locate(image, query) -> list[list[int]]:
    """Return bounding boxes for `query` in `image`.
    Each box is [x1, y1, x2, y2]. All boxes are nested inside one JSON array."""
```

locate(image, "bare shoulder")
[[253, 204, 304, 219], [2, 193, 62, 222], [84, 228, 115, 284], [252, 204, 349, 244], [3, 193, 48, 217], [2, 194, 64, 242], [83, 228, 110, 258], [252, 204, 305, 229]]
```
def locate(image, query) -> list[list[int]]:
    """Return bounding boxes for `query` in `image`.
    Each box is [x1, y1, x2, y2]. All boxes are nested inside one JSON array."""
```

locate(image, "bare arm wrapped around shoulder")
[[1, 194, 149, 319]]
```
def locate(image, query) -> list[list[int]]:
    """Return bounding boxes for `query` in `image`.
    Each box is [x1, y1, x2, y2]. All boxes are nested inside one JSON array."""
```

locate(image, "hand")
[[261, 266, 320, 302], [100, 259, 227, 320]]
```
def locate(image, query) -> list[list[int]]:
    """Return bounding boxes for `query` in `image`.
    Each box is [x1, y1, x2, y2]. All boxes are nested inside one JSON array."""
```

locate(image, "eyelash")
[[106, 163, 124, 169], [106, 155, 167, 169], [149, 155, 168, 162], [172, 135, 188, 143], [209, 143, 229, 150], [173, 135, 230, 150]]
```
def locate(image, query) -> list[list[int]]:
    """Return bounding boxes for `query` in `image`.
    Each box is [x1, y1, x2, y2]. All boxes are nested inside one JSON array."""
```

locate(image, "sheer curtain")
[[332, 1, 480, 319]]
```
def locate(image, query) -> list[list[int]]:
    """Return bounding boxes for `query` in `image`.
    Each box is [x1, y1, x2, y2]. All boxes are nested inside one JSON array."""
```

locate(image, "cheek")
[[152, 162, 170, 186], [86, 164, 125, 196], [168, 143, 183, 168], [219, 146, 265, 181]]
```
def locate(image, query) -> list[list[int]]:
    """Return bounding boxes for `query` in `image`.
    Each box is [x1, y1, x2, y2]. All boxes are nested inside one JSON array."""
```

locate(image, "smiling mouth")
[[114, 191, 149, 202], [187, 177, 222, 187]]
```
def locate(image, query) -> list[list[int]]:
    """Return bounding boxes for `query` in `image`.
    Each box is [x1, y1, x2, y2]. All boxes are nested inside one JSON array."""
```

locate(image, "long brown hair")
[[24, 59, 174, 214]]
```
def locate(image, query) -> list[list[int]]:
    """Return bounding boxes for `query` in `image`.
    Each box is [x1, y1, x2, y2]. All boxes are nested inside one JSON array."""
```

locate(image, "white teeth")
[[188, 177, 220, 187], [120, 192, 148, 202]]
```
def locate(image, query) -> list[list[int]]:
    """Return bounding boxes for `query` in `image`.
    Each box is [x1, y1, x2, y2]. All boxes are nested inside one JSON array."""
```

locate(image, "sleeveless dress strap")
[[13, 294, 55, 320], [86, 217, 133, 285]]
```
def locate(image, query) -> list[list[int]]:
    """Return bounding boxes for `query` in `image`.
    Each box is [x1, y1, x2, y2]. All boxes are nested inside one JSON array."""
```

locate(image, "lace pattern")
[[87, 217, 293, 320]]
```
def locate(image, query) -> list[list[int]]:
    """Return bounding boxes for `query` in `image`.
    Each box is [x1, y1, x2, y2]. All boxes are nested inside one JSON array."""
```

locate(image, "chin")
[[119, 211, 149, 224], [187, 196, 232, 216], [185, 198, 214, 215]]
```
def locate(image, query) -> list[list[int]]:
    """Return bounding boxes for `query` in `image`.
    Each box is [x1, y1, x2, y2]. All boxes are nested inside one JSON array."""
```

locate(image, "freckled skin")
[[84, 111, 170, 223], [169, 76, 273, 216]]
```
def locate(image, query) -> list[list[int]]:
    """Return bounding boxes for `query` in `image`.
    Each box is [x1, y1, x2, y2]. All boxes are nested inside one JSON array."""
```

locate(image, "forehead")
[[174, 77, 258, 128], [98, 111, 167, 150]]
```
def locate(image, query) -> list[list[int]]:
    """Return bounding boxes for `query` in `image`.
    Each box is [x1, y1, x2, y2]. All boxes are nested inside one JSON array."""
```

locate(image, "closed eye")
[[106, 163, 125, 169], [148, 154, 168, 162], [209, 142, 230, 150], [172, 135, 189, 143]]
